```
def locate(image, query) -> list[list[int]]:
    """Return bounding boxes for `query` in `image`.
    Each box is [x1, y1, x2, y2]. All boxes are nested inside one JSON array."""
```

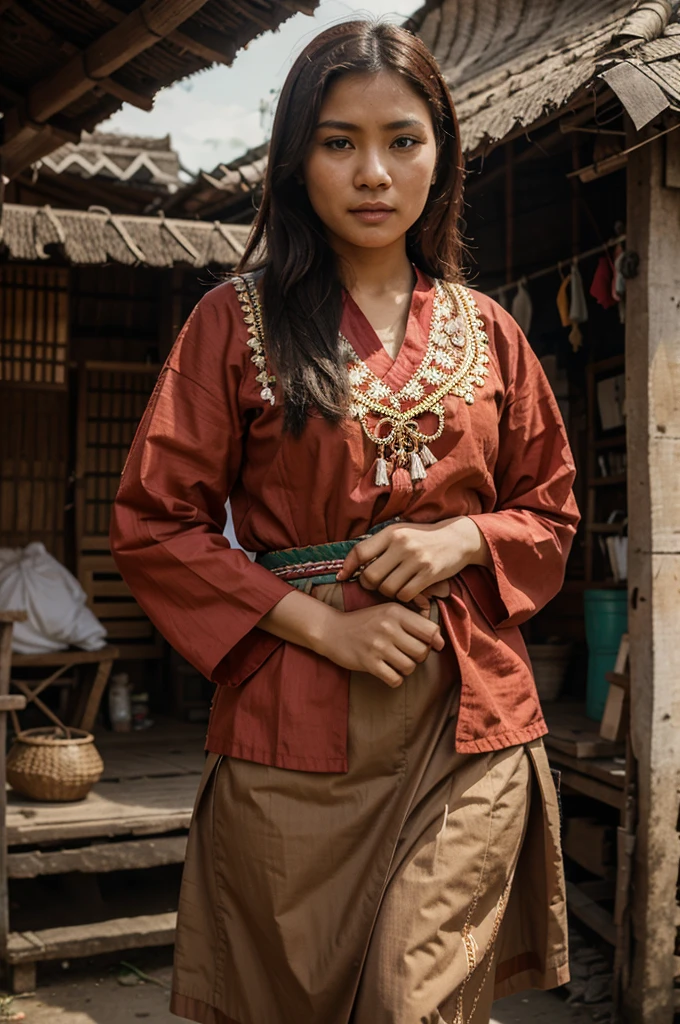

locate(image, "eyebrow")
[[315, 118, 427, 131]]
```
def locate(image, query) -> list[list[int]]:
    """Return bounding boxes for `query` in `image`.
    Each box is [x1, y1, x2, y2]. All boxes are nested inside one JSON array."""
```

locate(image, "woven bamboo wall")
[[0, 266, 70, 562]]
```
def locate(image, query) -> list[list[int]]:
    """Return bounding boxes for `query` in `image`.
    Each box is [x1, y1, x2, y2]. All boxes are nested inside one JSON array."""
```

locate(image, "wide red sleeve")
[[109, 282, 292, 684], [464, 297, 581, 628]]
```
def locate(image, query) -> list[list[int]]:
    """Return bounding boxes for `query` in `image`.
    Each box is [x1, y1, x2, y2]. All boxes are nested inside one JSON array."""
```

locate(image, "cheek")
[[304, 155, 346, 213], [401, 150, 437, 195]]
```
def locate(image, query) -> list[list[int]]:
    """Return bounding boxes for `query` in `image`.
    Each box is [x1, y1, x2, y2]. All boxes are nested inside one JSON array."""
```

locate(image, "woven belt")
[[256, 521, 395, 589]]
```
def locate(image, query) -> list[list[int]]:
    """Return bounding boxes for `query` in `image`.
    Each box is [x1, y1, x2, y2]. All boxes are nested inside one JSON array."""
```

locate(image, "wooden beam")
[[4, 1, 154, 112], [93, 78, 154, 112], [80, 0, 237, 67], [566, 881, 617, 947], [624, 120, 680, 1024], [2, 0, 210, 141]]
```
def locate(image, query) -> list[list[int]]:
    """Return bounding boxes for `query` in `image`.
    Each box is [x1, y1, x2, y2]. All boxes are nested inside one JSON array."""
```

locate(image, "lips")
[[349, 204, 395, 223]]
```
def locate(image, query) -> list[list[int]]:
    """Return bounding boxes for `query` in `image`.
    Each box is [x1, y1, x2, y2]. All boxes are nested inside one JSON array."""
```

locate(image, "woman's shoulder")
[[165, 276, 261, 398], [452, 283, 540, 393], [461, 285, 520, 336]]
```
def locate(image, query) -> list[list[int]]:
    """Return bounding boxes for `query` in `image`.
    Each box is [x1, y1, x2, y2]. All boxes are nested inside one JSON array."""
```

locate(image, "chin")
[[338, 224, 408, 250]]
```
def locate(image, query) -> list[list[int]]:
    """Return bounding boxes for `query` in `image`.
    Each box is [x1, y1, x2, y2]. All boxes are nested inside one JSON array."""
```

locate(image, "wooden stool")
[[10, 645, 120, 734]]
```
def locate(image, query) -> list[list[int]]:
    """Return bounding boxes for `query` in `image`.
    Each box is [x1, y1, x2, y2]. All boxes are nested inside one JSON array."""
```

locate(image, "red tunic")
[[110, 269, 580, 772]]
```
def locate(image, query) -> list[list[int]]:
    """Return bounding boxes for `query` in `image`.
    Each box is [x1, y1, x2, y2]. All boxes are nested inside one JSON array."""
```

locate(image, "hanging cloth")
[[556, 274, 571, 327], [568, 261, 588, 351], [511, 278, 533, 336], [614, 249, 626, 324], [569, 262, 588, 323], [590, 255, 617, 309]]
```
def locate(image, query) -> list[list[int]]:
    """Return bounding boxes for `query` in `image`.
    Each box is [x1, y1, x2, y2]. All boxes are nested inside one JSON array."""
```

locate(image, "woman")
[[111, 20, 579, 1024]]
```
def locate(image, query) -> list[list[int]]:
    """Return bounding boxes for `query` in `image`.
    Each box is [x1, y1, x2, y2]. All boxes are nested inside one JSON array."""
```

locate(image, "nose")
[[354, 147, 391, 190]]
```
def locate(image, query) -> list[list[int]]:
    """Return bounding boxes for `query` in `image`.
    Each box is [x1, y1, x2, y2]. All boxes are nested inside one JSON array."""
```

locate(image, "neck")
[[330, 236, 414, 298]]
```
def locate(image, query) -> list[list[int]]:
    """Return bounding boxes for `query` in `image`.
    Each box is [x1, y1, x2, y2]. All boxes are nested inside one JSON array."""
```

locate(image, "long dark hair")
[[237, 20, 466, 434]]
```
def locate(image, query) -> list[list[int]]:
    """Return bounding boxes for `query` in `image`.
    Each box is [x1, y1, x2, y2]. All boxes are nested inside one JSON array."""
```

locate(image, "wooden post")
[[0, 613, 28, 961], [504, 141, 514, 285], [624, 122, 680, 1023]]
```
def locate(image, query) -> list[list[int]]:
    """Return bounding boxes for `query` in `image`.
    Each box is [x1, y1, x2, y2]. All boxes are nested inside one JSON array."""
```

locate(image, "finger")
[[376, 565, 417, 600], [337, 530, 390, 580], [401, 614, 446, 653], [396, 571, 435, 605], [398, 608, 443, 644], [384, 650, 418, 677], [376, 663, 404, 688], [421, 581, 450, 599], [393, 630, 431, 663], [410, 593, 431, 616], [358, 549, 402, 591]]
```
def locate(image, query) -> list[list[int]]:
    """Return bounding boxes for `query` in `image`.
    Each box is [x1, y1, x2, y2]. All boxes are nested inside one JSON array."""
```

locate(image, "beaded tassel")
[[420, 444, 438, 467], [374, 454, 390, 487], [409, 450, 428, 482]]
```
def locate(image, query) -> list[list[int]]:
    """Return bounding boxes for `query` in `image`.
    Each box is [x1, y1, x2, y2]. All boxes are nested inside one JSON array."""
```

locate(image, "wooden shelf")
[[588, 474, 627, 487], [594, 432, 626, 450], [587, 354, 625, 375], [586, 523, 627, 534]]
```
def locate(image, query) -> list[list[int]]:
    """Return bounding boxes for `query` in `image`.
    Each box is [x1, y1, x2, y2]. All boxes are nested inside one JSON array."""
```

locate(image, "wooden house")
[[0, 0, 318, 991], [403, 0, 680, 1019]]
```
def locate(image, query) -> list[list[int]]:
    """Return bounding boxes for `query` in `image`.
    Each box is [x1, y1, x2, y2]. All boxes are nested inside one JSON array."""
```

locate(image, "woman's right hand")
[[316, 603, 445, 687]]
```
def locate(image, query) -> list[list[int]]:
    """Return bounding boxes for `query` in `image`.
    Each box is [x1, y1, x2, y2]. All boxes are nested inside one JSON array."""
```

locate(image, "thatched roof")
[[163, 143, 269, 222], [407, 0, 680, 156], [0, 204, 249, 268], [40, 132, 183, 192], [0, 0, 319, 180]]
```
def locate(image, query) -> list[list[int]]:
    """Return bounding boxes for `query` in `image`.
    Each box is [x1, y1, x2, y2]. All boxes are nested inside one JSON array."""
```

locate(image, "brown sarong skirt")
[[170, 588, 569, 1024]]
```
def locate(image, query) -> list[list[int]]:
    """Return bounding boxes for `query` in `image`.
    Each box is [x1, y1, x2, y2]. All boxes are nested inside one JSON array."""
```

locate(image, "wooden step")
[[7, 911, 177, 964], [7, 835, 187, 878], [7, 772, 200, 846]]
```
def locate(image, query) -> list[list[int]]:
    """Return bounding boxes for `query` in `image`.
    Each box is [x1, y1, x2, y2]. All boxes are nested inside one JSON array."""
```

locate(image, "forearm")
[[259, 589, 337, 655]]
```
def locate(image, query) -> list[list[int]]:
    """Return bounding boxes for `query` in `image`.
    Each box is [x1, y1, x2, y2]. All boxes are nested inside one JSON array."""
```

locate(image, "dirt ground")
[[0, 949, 602, 1024]]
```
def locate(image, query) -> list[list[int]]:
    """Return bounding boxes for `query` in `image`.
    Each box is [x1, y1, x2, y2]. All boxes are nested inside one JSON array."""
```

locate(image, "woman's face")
[[302, 70, 438, 254]]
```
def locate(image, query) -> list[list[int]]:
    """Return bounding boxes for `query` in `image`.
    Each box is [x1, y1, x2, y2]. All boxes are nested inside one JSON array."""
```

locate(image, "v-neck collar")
[[340, 266, 436, 393]]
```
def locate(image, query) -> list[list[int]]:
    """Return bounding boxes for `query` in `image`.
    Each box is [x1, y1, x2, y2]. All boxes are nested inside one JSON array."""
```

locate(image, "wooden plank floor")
[[7, 719, 207, 847]]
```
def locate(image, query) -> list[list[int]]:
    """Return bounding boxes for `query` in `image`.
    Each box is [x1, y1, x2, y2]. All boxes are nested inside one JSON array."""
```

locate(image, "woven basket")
[[527, 643, 573, 703], [6, 727, 104, 802]]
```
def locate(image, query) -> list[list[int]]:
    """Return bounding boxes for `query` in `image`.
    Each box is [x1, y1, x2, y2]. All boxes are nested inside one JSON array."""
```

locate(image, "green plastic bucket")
[[583, 589, 628, 721]]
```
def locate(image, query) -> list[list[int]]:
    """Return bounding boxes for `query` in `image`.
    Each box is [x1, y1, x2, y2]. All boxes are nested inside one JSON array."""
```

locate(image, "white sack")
[[0, 543, 107, 655]]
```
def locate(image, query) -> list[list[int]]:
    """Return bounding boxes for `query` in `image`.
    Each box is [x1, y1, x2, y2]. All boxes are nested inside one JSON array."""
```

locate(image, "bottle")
[[108, 672, 131, 733], [131, 691, 153, 731]]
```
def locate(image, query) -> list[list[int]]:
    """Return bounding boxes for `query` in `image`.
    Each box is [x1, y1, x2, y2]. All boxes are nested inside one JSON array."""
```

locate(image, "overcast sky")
[[100, 1, 418, 174]]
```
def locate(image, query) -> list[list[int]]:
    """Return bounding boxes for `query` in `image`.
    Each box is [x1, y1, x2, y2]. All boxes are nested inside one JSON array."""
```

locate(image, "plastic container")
[[108, 672, 132, 733], [583, 589, 628, 721]]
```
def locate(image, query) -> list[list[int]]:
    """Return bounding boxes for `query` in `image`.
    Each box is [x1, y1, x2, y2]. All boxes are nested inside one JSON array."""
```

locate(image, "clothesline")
[[483, 234, 626, 299]]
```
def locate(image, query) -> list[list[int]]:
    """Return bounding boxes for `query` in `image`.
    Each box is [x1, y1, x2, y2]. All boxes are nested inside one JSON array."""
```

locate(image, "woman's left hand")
[[336, 517, 493, 606]]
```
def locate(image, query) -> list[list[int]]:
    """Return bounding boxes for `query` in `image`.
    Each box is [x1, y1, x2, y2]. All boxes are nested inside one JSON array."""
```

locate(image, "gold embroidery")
[[342, 281, 489, 485], [231, 273, 276, 405], [231, 274, 491, 488]]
